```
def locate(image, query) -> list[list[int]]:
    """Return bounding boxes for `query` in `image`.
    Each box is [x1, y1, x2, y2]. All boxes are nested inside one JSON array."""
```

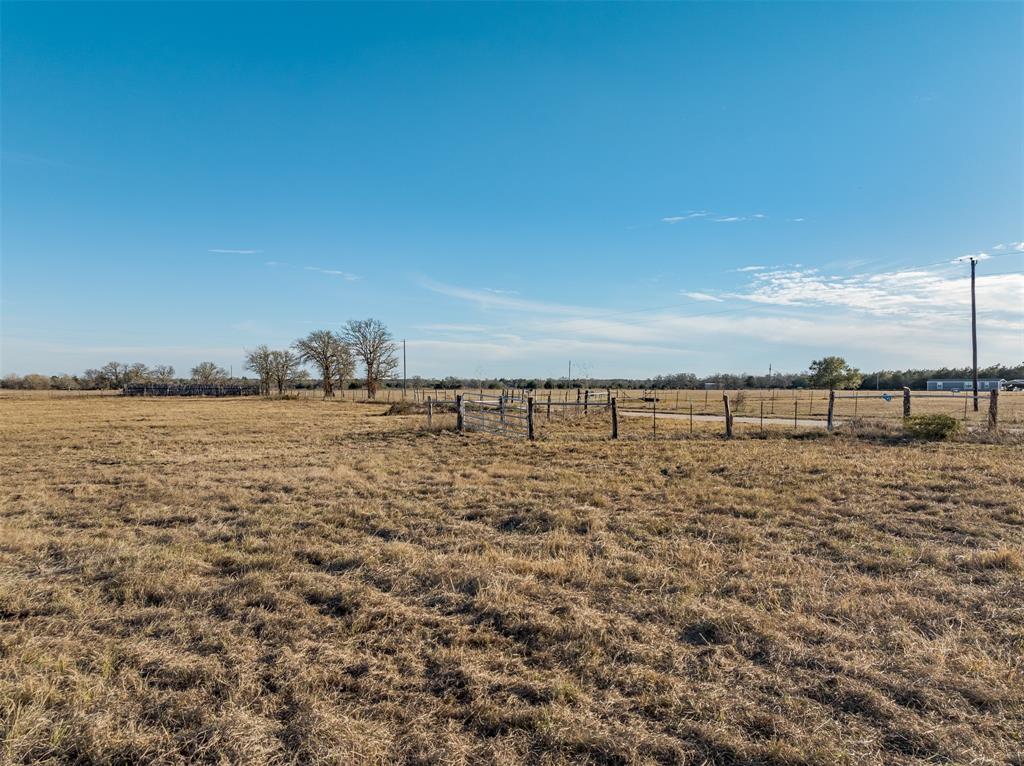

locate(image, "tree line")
[[3, 344, 1021, 393]]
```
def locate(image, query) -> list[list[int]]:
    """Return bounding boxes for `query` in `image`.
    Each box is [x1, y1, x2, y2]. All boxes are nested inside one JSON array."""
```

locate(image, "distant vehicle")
[[1004, 379, 1024, 391]]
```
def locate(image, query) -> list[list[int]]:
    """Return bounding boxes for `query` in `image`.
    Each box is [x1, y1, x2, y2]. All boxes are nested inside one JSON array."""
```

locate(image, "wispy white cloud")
[[682, 291, 724, 302], [417, 251, 1023, 372], [483, 288, 520, 295], [661, 211, 771, 224], [661, 211, 708, 224], [733, 265, 766, 272], [209, 248, 263, 254], [729, 265, 1024, 321], [305, 266, 360, 281]]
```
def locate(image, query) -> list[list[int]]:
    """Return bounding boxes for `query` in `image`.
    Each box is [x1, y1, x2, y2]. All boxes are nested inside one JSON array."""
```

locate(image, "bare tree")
[[99, 361, 129, 388], [191, 361, 229, 384], [126, 362, 151, 384], [269, 349, 302, 396], [342, 318, 399, 400], [293, 330, 352, 398], [151, 365, 176, 383], [244, 345, 275, 396]]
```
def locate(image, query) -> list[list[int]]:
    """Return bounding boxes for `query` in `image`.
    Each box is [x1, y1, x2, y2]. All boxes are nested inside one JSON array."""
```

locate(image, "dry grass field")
[[2, 396, 1023, 765]]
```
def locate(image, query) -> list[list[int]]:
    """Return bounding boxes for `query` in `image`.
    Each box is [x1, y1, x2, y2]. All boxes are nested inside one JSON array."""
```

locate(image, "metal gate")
[[459, 393, 533, 439]]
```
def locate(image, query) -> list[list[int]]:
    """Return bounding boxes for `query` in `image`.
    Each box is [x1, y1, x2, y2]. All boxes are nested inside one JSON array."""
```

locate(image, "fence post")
[[689, 402, 693, 434], [827, 389, 835, 432], [988, 389, 999, 431], [547, 391, 552, 420], [760, 400, 764, 433], [500, 395, 506, 428], [427, 396, 433, 428], [584, 389, 589, 415], [456, 394, 464, 433], [793, 401, 798, 429], [652, 396, 657, 438], [903, 387, 911, 418], [527, 396, 535, 440], [611, 396, 618, 439], [723, 394, 733, 438]]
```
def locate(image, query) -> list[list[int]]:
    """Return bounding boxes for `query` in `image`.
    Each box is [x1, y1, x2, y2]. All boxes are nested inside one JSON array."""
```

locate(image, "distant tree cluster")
[[246, 318, 399, 399]]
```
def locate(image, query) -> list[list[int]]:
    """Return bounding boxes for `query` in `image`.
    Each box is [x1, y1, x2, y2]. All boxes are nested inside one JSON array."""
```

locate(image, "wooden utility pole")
[[970, 257, 979, 411]]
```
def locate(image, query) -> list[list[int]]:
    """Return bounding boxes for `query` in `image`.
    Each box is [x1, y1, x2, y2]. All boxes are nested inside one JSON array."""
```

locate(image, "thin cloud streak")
[[682, 292, 724, 302]]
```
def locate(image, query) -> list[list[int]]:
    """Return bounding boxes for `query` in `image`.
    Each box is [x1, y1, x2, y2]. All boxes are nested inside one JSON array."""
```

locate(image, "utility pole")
[[402, 339, 407, 400], [970, 257, 979, 411], [568, 360, 572, 388]]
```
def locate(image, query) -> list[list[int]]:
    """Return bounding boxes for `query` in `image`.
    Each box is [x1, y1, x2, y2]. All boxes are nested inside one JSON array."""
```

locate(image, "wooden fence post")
[[500, 395, 506, 428], [689, 402, 693, 434], [547, 391, 552, 420], [427, 396, 433, 428], [584, 389, 589, 415], [652, 396, 657, 438], [827, 389, 835, 432], [527, 396, 535, 440], [903, 387, 911, 419], [723, 394, 733, 438], [793, 401, 798, 429], [760, 400, 764, 433], [456, 394, 464, 433], [611, 397, 618, 439], [988, 389, 999, 431]]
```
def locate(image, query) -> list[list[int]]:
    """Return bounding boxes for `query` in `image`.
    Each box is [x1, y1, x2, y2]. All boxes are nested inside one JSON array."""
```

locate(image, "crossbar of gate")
[[461, 395, 531, 438]]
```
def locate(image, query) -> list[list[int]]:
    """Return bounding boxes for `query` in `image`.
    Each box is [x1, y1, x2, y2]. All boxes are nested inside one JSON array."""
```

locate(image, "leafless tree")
[[150, 365, 176, 383], [293, 330, 352, 398], [191, 361, 229, 384], [269, 349, 302, 396], [342, 318, 399, 400], [244, 345, 275, 396], [99, 361, 130, 388], [126, 363, 151, 384]]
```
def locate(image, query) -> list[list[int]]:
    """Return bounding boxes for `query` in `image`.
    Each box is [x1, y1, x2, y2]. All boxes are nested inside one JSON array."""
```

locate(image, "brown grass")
[[1, 397, 1022, 765]]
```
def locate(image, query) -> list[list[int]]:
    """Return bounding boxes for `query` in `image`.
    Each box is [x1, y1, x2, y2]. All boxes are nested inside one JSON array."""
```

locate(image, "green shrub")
[[904, 414, 961, 440]]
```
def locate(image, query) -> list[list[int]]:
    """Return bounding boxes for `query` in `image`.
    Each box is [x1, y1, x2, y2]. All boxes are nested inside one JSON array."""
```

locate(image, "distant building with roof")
[[926, 379, 1004, 392]]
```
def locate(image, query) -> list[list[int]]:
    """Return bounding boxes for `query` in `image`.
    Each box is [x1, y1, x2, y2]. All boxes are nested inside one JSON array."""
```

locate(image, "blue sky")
[[2, 1, 1021, 379]]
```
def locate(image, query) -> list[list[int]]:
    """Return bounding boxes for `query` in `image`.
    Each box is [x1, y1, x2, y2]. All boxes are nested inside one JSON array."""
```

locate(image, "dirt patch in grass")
[[1, 397, 1022, 765]]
